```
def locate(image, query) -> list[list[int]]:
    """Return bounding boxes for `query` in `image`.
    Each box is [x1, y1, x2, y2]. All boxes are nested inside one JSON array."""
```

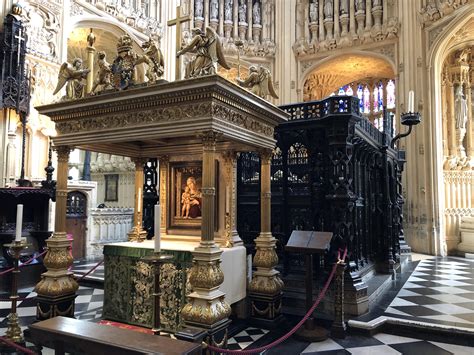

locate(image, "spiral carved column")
[[181, 130, 231, 344], [35, 146, 79, 320], [248, 149, 284, 325]]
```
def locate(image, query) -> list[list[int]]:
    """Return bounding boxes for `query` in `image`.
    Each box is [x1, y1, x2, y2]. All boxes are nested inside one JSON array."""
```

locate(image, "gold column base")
[[249, 232, 283, 295], [127, 226, 148, 242], [35, 232, 78, 298], [181, 243, 231, 327]]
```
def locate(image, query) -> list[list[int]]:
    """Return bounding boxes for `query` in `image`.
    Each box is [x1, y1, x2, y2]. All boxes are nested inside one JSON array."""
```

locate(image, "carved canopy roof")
[[36, 75, 288, 157]]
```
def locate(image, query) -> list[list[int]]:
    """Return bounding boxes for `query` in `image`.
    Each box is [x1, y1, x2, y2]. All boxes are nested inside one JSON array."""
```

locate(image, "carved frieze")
[[55, 103, 212, 135], [420, 0, 470, 28]]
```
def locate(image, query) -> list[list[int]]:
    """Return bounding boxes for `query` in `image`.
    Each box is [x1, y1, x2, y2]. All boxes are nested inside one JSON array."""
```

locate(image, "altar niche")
[[35, 75, 288, 343]]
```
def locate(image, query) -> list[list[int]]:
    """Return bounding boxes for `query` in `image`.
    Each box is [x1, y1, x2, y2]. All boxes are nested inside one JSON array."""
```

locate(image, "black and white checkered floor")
[[384, 256, 474, 329], [1, 256, 474, 354], [71, 259, 105, 282]]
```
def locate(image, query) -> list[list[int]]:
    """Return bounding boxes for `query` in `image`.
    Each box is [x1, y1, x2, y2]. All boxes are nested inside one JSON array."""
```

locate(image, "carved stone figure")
[[340, 0, 349, 14], [92, 51, 114, 93], [225, 0, 233, 21], [455, 86, 468, 130], [324, 0, 333, 19], [176, 27, 231, 78], [373, 0, 382, 7], [210, 0, 219, 19], [457, 48, 470, 65], [53, 58, 90, 100], [195, 0, 204, 18], [309, 1, 318, 22], [238, 0, 247, 22], [253, 1, 261, 24], [135, 37, 165, 83], [355, 0, 366, 12], [237, 65, 278, 100]]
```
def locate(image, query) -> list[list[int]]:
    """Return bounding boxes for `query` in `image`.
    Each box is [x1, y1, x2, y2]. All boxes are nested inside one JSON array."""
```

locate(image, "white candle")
[[154, 204, 161, 253], [408, 90, 414, 113], [15, 204, 23, 242], [225, 186, 230, 214], [137, 187, 142, 213]]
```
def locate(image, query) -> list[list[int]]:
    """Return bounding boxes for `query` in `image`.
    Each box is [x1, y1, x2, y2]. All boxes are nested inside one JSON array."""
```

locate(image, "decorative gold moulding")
[[35, 275, 79, 297], [249, 274, 284, 295], [181, 297, 231, 325], [189, 260, 224, 289], [253, 248, 279, 268]]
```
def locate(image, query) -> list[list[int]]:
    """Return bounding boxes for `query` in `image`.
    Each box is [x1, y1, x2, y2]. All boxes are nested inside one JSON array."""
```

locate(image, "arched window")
[[386, 80, 396, 109], [363, 86, 371, 114]]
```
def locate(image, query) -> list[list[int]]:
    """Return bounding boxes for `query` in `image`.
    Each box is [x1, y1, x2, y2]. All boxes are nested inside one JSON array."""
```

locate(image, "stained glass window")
[[378, 82, 384, 112], [373, 86, 379, 112], [338, 87, 345, 95], [357, 84, 363, 111], [363, 86, 370, 114], [387, 80, 395, 109], [346, 86, 354, 96]]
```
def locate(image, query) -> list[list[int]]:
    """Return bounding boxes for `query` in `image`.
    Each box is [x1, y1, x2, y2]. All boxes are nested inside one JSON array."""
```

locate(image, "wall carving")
[[294, 0, 399, 56], [420, 0, 470, 28], [20, 1, 62, 62]]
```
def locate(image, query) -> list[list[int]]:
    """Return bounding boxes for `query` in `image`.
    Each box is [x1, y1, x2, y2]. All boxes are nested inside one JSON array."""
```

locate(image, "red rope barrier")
[[207, 248, 348, 354], [75, 259, 104, 281], [0, 336, 36, 354], [0, 251, 47, 276]]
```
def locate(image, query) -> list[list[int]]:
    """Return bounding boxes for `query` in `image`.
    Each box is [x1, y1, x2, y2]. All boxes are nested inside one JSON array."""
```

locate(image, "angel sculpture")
[[237, 65, 278, 100], [91, 51, 114, 93], [135, 37, 165, 83], [176, 27, 230, 79], [52, 58, 90, 100]]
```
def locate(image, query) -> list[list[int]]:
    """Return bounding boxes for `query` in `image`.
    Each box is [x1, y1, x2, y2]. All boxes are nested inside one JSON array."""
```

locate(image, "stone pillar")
[[248, 149, 283, 326], [181, 130, 231, 345], [223, 151, 243, 247], [127, 157, 148, 242], [448, 80, 456, 157], [466, 83, 473, 160], [158, 155, 169, 236], [35, 146, 78, 320]]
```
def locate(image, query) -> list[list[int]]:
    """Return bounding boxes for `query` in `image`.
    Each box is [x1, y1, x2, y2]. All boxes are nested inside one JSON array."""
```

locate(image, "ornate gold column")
[[128, 157, 148, 242], [222, 151, 243, 247], [158, 155, 169, 236], [35, 146, 78, 320], [248, 149, 284, 325], [181, 130, 231, 344]]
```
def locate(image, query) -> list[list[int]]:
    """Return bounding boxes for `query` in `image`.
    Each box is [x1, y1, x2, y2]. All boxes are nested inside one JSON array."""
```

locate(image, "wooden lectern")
[[285, 230, 333, 342]]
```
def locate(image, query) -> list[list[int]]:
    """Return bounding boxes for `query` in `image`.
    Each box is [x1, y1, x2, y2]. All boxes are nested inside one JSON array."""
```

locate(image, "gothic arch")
[[426, 4, 474, 255], [300, 51, 396, 102]]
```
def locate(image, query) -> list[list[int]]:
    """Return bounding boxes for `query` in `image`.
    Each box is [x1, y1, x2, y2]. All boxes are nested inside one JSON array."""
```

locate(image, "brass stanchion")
[[142, 253, 174, 334], [3, 240, 31, 349]]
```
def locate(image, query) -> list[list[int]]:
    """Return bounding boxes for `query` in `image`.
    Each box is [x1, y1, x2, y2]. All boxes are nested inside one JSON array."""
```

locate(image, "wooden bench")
[[28, 316, 201, 355]]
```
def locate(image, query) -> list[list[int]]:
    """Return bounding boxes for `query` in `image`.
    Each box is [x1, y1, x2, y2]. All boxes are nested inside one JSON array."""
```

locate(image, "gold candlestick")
[[3, 240, 31, 346]]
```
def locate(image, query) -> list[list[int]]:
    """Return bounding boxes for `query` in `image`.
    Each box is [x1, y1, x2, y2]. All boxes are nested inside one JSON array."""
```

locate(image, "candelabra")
[[391, 111, 421, 148], [141, 252, 174, 334], [3, 240, 31, 346]]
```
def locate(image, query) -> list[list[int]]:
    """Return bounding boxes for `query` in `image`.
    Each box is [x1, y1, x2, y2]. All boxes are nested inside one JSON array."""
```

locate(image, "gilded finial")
[[11, 3, 23, 16], [87, 28, 96, 48]]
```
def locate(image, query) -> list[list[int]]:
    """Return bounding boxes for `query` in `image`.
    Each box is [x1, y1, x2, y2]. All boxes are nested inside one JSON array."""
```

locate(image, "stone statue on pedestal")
[[340, 0, 349, 14], [176, 27, 231, 78], [309, 1, 318, 22], [253, 1, 261, 24], [225, 0, 233, 21], [324, 0, 333, 19], [355, 0, 365, 12], [53, 58, 90, 100], [195, 0, 204, 18], [455, 86, 468, 130], [238, 0, 247, 22], [210, 0, 219, 19]]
